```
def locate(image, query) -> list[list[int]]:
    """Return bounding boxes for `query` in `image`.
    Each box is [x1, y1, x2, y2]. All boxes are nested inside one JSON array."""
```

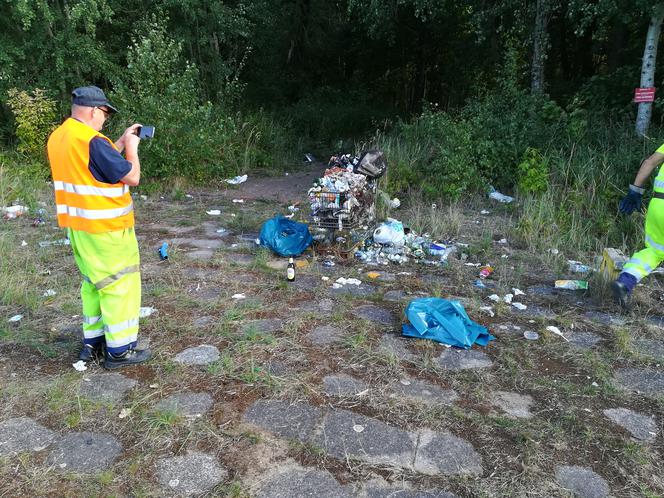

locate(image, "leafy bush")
[[109, 18, 234, 181], [5, 88, 57, 159], [517, 148, 549, 194]]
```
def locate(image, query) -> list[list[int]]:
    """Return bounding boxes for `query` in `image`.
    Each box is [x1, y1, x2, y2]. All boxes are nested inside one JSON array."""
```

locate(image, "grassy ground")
[[0, 165, 663, 497]]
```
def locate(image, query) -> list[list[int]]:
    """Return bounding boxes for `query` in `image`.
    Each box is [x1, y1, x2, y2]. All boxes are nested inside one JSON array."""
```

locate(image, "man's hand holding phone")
[[136, 126, 155, 139]]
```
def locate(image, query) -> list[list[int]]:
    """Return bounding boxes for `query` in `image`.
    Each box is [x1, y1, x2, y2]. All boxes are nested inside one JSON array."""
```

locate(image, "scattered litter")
[[118, 408, 132, 419], [288, 204, 300, 213], [38, 239, 70, 247], [568, 260, 592, 273], [216, 228, 227, 234], [389, 198, 401, 209], [140, 194, 148, 201], [185, 194, 193, 198], [225, 174, 248, 185], [158, 242, 169, 261], [2, 205, 28, 219], [352, 424, 365, 433], [43, 289, 56, 297], [555, 280, 588, 290], [488, 294, 500, 302], [474, 279, 487, 289], [335, 277, 362, 286], [488, 188, 514, 203], [465, 262, 481, 267], [366, 271, 381, 279], [8, 314, 23, 322], [20, 240, 27, 247], [72, 360, 88, 372], [512, 288, 525, 296], [479, 266, 494, 279], [501, 254, 508, 259], [149, 384, 158, 389], [323, 260, 335, 267], [139, 307, 157, 318], [600, 248, 628, 279], [503, 294, 513, 304], [231, 293, 246, 299], [230, 213, 236, 217], [549, 248, 560, 255], [304, 153, 316, 163], [498, 238, 508, 244], [232, 199, 244, 203], [524, 331, 539, 340], [321, 276, 330, 281], [402, 297, 495, 348], [480, 210, 490, 215], [431, 203, 437, 209], [206, 209, 221, 216], [591, 381, 599, 387], [512, 302, 527, 310], [546, 325, 569, 341], [480, 306, 495, 317]]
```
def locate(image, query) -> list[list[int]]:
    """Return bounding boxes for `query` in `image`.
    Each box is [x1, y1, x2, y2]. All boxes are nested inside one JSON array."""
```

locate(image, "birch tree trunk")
[[531, 0, 551, 93], [636, 3, 664, 137]]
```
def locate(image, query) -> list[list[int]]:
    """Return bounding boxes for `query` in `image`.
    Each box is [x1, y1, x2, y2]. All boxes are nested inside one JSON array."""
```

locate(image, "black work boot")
[[79, 343, 104, 363], [611, 281, 631, 310], [103, 348, 152, 370]]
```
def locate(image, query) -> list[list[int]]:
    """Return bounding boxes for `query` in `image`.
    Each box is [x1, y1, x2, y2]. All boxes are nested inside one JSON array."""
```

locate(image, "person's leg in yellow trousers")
[[68, 227, 144, 360], [616, 198, 664, 305]]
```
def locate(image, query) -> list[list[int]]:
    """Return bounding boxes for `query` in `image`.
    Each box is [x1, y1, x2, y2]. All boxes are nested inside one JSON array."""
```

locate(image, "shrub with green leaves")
[[109, 18, 235, 181], [517, 147, 549, 194], [5, 88, 57, 159]]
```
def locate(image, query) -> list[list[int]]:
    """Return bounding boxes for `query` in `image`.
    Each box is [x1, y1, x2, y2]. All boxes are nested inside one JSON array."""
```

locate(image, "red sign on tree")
[[634, 87, 657, 103]]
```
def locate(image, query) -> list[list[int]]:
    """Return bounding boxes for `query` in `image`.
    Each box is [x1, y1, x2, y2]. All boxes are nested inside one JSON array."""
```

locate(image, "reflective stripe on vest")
[[56, 203, 134, 221], [54, 181, 129, 198], [47, 118, 134, 233]]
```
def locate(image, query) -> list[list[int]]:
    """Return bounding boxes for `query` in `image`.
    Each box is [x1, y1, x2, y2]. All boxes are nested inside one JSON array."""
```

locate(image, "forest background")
[[2, 0, 664, 254]]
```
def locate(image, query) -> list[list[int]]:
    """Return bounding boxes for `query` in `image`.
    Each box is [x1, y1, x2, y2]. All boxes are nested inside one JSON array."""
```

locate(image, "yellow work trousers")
[[68, 227, 141, 355]]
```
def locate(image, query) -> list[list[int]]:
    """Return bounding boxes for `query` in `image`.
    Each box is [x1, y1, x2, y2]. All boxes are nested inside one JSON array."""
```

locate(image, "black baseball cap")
[[71, 86, 118, 113]]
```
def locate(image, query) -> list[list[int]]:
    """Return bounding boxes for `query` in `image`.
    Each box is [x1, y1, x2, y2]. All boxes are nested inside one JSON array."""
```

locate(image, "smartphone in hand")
[[136, 126, 155, 139]]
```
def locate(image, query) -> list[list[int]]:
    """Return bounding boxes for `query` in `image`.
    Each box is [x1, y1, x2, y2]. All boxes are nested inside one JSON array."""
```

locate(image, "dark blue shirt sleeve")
[[88, 137, 132, 184]]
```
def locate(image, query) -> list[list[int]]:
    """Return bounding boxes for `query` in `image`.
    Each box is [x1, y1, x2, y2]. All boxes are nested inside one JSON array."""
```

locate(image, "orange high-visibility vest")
[[47, 118, 134, 233]]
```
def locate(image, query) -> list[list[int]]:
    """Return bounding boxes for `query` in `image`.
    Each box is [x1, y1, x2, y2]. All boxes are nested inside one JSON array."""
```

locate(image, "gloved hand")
[[619, 184, 644, 214]]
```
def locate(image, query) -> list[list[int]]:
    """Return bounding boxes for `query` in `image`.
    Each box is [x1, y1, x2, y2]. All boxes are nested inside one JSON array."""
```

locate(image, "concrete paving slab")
[[156, 451, 227, 496], [602, 408, 658, 442], [555, 465, 609, 498], [436, 349, 493, 371], [314, 409, 417, 468], [0, 417, 57, 456], [243, 400, 323, 441], [155, 392, 214, 418], [174, 345, 220, 366], [46, 432, 122, 473], [390, 378, 458, 406], [79, 372, 137, 404], [413, 429, 483, 476]]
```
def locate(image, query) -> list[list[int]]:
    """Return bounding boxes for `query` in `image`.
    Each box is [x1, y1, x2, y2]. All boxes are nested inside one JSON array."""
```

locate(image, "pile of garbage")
[[309, 151, 385, 230], [355, 218, 455, 266]]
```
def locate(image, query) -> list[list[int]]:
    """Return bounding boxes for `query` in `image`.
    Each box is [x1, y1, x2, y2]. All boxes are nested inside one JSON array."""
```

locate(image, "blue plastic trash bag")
[[402, 297, 495, 348], [259, 215, 313, 257]]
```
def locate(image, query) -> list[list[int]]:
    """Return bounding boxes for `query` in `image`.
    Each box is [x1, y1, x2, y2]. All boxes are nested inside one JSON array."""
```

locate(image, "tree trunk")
[[636, 3, 664, 137], [531, 0, 551, 93]]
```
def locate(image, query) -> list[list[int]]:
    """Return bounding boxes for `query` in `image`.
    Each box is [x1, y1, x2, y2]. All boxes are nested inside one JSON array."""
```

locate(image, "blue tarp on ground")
[[402, 297, 495, 348]]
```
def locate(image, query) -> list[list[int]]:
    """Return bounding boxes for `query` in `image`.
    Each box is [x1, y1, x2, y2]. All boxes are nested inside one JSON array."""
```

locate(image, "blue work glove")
[[619, 184, 644, 214]]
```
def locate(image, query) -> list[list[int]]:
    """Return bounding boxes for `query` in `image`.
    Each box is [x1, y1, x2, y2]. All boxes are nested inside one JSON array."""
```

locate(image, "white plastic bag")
[[373, 219, 405, 247]]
